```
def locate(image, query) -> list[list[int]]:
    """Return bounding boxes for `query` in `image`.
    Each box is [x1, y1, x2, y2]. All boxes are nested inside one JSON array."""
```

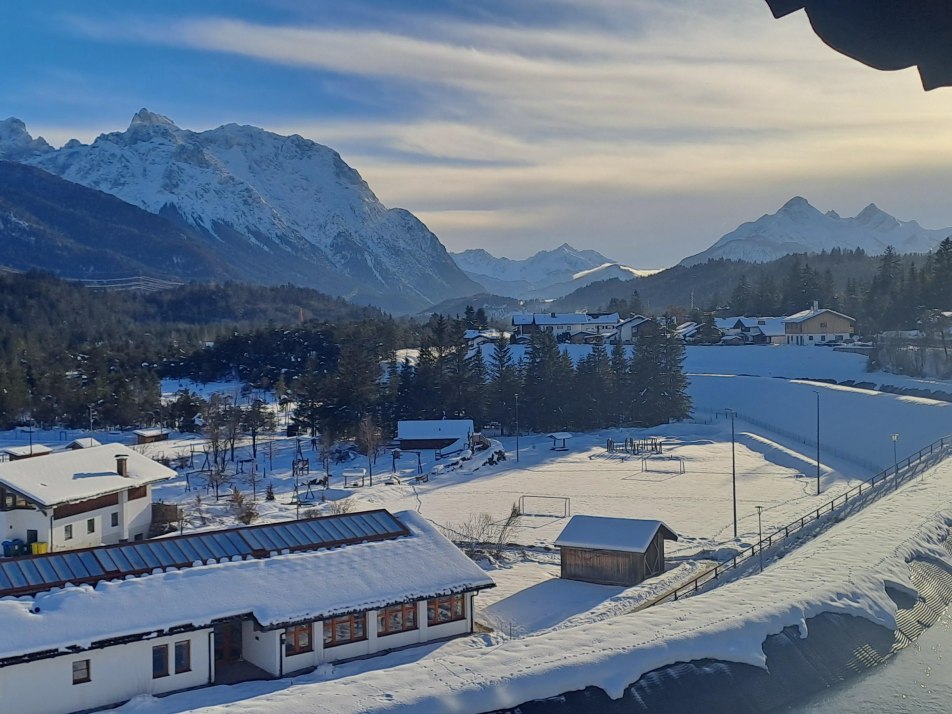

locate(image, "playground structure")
[[606, 436, 665, 455]]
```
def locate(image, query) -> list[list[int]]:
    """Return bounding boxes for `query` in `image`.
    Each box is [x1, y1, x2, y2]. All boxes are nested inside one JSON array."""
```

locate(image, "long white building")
[[0, 509, 494, 714]]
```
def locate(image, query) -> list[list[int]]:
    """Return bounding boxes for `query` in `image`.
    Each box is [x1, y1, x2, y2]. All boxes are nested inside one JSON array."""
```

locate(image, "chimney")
[[116, 454, 129, 478]]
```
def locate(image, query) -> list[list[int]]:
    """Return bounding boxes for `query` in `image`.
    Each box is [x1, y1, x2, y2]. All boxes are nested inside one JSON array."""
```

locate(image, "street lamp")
[[727, 408, 737, 539], [756, 505, 764, 573], [891, 433, 900, 489], [514, 393, 520, 463], [814, 391, 821, 496]]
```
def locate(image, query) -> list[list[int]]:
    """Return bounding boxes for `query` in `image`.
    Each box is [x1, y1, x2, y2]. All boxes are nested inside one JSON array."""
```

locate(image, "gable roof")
[[2, 444, 53, 459], [0, 510, 494, 665], [0, 444, 175, 507], [784, 308, 855, 324], [555, 515, 678, 553]]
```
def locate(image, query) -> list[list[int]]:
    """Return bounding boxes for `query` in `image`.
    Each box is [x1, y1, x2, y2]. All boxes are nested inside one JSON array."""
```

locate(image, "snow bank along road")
[[131, 453, 952, 712]]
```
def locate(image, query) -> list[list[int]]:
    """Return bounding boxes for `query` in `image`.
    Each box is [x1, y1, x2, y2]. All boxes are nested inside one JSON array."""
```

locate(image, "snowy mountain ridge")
[[0, 110, 480, 312], [451, 244, 655, 299], [681, 196, 952, 266]]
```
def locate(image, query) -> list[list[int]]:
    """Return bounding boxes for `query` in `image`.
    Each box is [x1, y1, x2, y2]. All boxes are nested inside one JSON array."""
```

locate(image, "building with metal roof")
[[0, 509, 494, 714]]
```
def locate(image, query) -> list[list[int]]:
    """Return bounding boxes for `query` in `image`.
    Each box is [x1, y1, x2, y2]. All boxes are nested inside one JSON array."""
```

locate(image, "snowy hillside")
[[0, 111, 480, 313], [451, 244, 654, 299], [681, 196, 952, 266]]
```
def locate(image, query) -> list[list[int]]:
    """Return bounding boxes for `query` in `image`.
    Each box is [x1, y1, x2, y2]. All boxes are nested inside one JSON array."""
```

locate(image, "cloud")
[[62, 1, 952, 265]]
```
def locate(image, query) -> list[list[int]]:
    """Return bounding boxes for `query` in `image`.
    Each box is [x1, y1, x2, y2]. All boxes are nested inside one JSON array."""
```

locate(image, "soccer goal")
[[517, 495, 571, 518]]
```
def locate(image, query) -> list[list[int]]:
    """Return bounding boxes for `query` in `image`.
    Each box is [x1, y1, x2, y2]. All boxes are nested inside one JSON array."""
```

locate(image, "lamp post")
[[514, 393, 520, 463], [891, 433, 900, 489], [756, 505, 764, 573], [727, 408, 737, 539], [814, 391, 821, 496]]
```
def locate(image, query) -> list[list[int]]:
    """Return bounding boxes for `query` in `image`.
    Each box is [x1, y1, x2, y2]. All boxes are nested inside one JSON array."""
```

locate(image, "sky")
[[3, 0, 952, 268]]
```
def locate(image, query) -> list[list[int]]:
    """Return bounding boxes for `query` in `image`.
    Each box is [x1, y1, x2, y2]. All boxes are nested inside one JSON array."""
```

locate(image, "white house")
[[783, 303, 856, 345], [0, 444, 176, 552], [0, 509, 494, 714], [396, 419, 475, 452], [512, 312, 620, 338], [716, 317, 787, 345]]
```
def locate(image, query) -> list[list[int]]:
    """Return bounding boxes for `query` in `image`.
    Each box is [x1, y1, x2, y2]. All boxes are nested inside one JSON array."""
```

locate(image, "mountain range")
[[0, 110, 480, 313], [681, 196, 952, 266], [451, 244, 657, 300]]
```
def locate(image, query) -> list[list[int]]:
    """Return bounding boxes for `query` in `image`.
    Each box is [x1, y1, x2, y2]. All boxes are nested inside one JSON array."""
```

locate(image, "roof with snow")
[[397, 420, 474, 440], [0, 510, 494, 664], [66, 437, 102, 450], [512, 313, 620, 327], [0, 444, 175, 507], [1, 444, 52, 458], [132, 427, 170, 438], [555, 515, 678, 554], [784, 308, 855, 324]]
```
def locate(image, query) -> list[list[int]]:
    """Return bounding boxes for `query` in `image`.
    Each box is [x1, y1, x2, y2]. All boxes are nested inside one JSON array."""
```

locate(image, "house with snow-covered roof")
[[0, 444, 175, 552], [555, 515, 678, 586], [512, 312, 620, 340], [783, 302, 856, 345], [0, 509, 494, 714], [397, 419, 474, 453]]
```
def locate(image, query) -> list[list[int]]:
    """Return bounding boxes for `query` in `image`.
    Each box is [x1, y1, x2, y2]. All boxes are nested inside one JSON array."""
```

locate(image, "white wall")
[[0, 630, 211, 714], [242, 621, 281, 675]]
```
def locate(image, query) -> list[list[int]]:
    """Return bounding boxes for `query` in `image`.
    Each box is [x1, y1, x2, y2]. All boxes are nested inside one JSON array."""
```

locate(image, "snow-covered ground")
[[8, 346, 952, 712]]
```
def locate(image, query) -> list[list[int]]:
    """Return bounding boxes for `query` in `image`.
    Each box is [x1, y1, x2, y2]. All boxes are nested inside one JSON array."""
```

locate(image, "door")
[[213, 621, 243, 663]]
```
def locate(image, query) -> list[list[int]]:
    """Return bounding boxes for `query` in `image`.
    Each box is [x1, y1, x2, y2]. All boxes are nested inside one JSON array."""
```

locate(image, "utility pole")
[[891, 433, 900, 490], [731, 410, 737, 538], [814, 391, 821, 496], [756, 505, 764, 573], [514, 392, 520, 463]]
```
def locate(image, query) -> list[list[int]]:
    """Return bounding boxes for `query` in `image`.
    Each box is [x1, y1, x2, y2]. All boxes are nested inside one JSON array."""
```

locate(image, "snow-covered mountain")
[[0, 110, 480, 312], [681, 196, 952, 266], [451, 244, 654, 299]]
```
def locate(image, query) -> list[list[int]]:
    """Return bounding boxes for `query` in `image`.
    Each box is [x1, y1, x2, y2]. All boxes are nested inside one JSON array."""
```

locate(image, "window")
[[427, 594, 466, 626], [322, 613, 367, 648], [87, 518, 95, 534], [377, 603, 418, 636], [285, 624, 313, 656], [72, 659, 91, 685], [174, 640, 191, 674], [152, 644, 169, 678], [111, 511, 119, 528], [64, 524, 73, 540]]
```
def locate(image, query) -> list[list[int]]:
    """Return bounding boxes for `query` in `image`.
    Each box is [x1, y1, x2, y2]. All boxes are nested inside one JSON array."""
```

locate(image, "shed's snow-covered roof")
[[784, 308, 855, 324], [132, 427, 170, 438], [397, 420, 474, 440], [1, 444, 52, 458], [555, 515, 677, 554], [0, 510, 493, 662], [0, 444, 175, 506], [66, 437, 102, 450]]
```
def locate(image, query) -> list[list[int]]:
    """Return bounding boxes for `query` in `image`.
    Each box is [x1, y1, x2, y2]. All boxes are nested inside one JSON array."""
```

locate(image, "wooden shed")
[[555, 515, 678, 587], [133, 428, 170, 445]]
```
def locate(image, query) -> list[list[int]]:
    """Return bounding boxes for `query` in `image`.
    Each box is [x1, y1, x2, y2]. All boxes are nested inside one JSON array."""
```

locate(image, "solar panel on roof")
[[0, 509, 409, 598]]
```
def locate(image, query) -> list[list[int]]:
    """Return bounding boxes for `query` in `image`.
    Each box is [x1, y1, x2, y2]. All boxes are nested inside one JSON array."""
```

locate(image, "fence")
[[697, 408, 881, 473], [637, 432, 952, 612]]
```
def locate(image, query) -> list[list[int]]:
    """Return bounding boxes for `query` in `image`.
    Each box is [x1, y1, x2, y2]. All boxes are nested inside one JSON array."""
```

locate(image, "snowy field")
[[6, 346, 952, 713]]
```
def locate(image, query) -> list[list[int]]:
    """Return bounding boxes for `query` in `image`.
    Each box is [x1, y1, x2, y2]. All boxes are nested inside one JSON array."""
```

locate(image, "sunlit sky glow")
[[4, 0, 952, 266]]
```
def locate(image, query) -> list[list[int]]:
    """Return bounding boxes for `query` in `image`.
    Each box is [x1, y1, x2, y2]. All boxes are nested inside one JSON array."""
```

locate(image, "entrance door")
[[213, 621, 243, 664]]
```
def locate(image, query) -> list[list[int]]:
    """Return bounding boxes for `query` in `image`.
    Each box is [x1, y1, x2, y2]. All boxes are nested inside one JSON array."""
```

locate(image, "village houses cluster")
[[491, 302, 857, 348]]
